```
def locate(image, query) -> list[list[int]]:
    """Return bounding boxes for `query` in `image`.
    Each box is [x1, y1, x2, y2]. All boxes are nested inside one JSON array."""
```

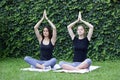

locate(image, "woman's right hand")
[[40, 10, 45, 21], [44, 10, 49, 20], [78, 11, 82, 22], [76, 11, 81, 22]]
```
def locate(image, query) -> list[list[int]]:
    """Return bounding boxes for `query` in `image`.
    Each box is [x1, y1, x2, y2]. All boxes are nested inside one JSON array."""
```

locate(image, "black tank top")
[[73, 37, 89, 62], [40, 40, 54, 60]]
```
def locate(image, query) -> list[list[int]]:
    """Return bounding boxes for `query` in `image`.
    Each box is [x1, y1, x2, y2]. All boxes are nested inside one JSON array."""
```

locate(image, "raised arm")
[[67, 17, 79, 40], [44, 10, 56, 45], [79, 12, 94, 41], [34, 13, 44, 44]]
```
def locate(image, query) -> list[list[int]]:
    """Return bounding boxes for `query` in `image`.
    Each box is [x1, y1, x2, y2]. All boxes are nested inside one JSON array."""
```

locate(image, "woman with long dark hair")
[[24, 10, 57, 69]]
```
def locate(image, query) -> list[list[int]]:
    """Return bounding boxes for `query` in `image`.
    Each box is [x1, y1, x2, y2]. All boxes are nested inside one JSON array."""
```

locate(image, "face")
[[43, 28, 49, 37], [77, 26, 85, 36]]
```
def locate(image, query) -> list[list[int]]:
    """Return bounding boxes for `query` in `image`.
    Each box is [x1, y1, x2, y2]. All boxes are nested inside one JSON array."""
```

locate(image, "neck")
[[44, 37, 49, 40], [78, 35, 84, 39]]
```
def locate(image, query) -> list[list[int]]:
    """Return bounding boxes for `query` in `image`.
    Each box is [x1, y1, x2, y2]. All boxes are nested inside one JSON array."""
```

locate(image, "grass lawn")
[[0, 58, 120, 80]]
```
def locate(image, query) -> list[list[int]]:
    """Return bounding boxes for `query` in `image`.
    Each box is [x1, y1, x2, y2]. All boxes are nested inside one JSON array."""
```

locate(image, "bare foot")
[[36, 63, 45, 69]]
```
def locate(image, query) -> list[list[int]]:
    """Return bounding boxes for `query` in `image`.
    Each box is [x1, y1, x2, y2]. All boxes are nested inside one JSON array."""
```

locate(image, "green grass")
[[0, 58, 120, 80]]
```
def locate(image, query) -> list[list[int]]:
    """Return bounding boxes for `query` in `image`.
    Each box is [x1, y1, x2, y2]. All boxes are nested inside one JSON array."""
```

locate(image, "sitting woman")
[[24, 10, 57, 69], [59, 12, 94, 70]]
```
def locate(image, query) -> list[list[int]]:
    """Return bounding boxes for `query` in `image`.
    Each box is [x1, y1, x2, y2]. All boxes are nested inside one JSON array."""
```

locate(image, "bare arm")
[[79, 12, 94, 41], [34, 13, 44, 44], [44, 10, 57, 45], [81, 20, 94, 41], [67, 18, 79, 40]]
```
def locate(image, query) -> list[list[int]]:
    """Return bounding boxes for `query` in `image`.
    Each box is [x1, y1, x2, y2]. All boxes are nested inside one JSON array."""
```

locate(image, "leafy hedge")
[[0, 0, 120, 61]]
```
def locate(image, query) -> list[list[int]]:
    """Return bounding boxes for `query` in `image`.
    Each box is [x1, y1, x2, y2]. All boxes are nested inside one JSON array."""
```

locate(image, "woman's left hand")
[[44, 10, 49, 20], [78, 11, 82, 22]]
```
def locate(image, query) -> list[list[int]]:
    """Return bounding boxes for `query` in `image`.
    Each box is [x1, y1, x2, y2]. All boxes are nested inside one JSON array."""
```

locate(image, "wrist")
[[76, 20, 79, 23], [81, 19, 84, 22], [47, 18, 49, 21]]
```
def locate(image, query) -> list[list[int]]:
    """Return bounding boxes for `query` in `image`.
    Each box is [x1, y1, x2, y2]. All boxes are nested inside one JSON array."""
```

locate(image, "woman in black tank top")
[[24, 10, 57, 69], [59, 12, 94, 70]]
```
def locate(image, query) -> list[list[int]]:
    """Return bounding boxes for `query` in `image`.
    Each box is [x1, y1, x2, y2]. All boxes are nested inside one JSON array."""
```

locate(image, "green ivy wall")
[[0, 0, 120, 61]]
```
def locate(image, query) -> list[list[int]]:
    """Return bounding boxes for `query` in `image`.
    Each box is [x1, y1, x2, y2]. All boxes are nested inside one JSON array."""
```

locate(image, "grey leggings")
[[24, 56, 57, 68], [59, 58, 92, 68]]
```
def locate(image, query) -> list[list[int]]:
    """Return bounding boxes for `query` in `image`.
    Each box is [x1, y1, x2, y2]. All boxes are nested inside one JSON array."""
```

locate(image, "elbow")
[[92, 25, 94, 28], [53, 26, 56, 29], [53, 28, 56, 32], [67, 24, 72, 29], [34, 26, 36, 29], [92, 26, 94, 29], [91, 26, 94, 31], [34, 26, 37, 30], [34, 27, 36, 30], [52, 27, 56, 30], [91, 25, 94, 29], [67, 26, 72, 30], [67, 26, 70, 29]]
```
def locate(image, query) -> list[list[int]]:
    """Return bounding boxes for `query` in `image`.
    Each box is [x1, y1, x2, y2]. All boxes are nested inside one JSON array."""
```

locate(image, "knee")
[[51, 58, 57, 63], [59, 61, 64, 67], [24, 56, 30, 61], [85, 58, 92, 65]]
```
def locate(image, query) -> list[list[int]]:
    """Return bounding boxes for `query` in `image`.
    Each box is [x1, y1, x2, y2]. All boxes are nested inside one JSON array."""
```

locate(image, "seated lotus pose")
[[24, 10, 57, 69], [59, 12, 94, 70]]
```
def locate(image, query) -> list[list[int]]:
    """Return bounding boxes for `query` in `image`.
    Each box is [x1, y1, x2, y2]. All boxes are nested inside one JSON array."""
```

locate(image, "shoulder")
[[85, 37, 90, 43], [73, 36, 78, 42], [73, 36, 77, 40]]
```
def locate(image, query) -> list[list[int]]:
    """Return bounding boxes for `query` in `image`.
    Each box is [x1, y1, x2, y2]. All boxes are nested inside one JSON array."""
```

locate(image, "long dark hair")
[[42, 26, 52, 39]]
